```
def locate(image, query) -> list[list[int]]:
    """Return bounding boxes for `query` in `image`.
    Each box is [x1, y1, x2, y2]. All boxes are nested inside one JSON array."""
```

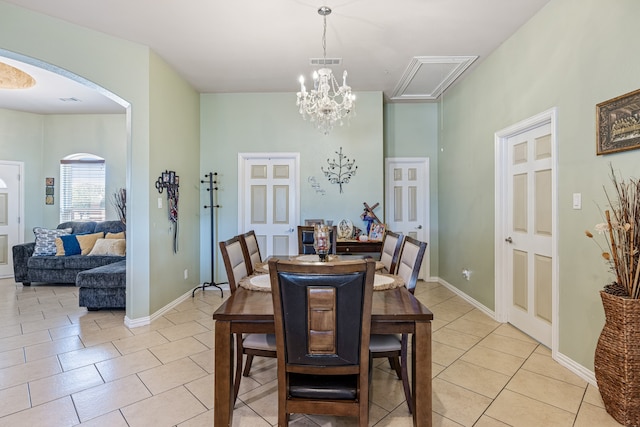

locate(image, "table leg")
[[214, 320, 233, 426], [412, 320, 432, 426]]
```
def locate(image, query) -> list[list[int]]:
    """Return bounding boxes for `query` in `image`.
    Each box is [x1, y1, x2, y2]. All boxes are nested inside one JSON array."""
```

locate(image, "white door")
[[497, 111, 556, 348], [385, 158, 429, 279], [238, 153, 299, 257], [0, 162, 23, 278]]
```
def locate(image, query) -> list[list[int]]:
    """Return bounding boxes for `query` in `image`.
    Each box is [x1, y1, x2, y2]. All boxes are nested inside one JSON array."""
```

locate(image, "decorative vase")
[[313, 224, 331, 262], [594, 288, 640, 427]]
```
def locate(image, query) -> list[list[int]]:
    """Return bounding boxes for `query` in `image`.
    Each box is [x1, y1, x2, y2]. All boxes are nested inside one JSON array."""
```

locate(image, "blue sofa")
[[12, 220, 125, 287]]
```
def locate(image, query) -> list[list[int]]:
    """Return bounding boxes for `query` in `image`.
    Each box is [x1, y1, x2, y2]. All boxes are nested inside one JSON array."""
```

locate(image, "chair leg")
[[400, 334, 413, 414], [233, 334, 243, 403], [388, 356, 402, 379], [242, 354, 254, 377]]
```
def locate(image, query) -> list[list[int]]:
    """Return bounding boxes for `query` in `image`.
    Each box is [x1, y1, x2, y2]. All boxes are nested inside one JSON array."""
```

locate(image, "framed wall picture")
[[45, 186, 54, 195], [368, 223, 386, 242], [45, 177, 54, 186], [304, 219, 324, 226], [596, 88, 640, 155], [45, 195, 54, 205]]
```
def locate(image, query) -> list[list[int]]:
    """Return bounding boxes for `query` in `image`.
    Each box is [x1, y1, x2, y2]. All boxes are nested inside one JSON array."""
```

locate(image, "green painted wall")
[[439, 0, 640, 369], [0, 110, 126, 236], [42, 114, 127, 227], [0, 109, 44, 232], [200, 92, 384, 282], [148, 51, 201, 313], [384, 103, 439, 276]]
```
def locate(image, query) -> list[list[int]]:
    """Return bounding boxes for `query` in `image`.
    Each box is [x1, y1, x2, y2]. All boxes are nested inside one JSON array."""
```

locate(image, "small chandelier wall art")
[[296, 6, 355, 135]]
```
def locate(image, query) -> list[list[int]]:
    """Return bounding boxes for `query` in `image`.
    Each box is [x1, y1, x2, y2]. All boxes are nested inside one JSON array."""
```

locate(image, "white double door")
[[238, 153, 299, 257]]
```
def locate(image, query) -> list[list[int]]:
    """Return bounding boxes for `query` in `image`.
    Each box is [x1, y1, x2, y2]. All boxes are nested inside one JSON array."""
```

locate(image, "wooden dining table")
[[212, 278, 434, 426]]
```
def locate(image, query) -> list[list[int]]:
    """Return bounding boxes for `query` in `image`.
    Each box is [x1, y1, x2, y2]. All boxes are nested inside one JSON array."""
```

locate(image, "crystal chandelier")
[[296, 6, 355, 135]]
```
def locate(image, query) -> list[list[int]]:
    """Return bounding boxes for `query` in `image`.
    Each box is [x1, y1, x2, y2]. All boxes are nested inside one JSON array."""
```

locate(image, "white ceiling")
[[0, 0, 551, 114]]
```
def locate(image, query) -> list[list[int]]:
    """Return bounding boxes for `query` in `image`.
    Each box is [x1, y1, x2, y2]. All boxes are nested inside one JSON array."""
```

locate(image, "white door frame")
[[0, 160, 24, 278], [237, 152, 300, 251], [0, 160, 24, 244], [494, 108, 558, 352]]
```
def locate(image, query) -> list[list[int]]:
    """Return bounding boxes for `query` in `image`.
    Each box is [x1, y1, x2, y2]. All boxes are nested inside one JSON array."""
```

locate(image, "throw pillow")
[[106, 231, 125, 239], [55, 234, 82, 256], [33, 227, 72, 256], [76, 232, 104, 255], [88, 238, 126, 256]]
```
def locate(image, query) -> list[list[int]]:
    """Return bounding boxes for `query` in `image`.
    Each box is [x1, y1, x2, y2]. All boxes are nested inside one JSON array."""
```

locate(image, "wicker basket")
[[595, 289, 640, 426]]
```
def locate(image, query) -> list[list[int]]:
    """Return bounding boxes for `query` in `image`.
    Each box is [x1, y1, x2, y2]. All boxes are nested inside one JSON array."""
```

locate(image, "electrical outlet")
[[462, 269, 471, 280], [184, 269, 188, 280], [157, 197, 163, 209]]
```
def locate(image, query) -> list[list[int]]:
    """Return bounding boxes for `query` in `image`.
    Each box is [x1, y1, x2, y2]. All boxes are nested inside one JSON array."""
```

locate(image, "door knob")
[[416, 225, 423, 230], [287, 228, 294, 233], [505, 237, 513, 243]]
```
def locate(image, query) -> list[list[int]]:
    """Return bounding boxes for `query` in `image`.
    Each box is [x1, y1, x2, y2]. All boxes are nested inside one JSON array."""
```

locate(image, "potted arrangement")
[[586, 165, 640, 426]]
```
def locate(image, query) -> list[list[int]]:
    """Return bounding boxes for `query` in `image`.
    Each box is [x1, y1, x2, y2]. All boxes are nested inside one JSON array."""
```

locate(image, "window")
[[60, 153, 105, 222]]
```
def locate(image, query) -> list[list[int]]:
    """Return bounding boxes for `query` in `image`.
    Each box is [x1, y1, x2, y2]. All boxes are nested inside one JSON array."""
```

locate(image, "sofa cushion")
[[106, 231, 125, 239], [28, 255, 66, 269], [76, 260, 126, 289], [58, 222, 97, 235], [88, 239, 126, 256], [55, 234, 82, 256], [63, 255, 124, 270], [95, 221, 126, 235], [77, 232, 104, 255], [33, 227, 72, 256]]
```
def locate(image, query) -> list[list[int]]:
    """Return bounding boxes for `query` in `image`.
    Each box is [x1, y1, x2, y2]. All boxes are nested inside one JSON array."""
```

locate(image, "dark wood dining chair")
[[379, 230, 404, 274], [369, 235, 427, 414], [297, 225, 337, 255], [239, 230, 262, 275], [268, 258, 376, 427], [219, 235, 276, 402]]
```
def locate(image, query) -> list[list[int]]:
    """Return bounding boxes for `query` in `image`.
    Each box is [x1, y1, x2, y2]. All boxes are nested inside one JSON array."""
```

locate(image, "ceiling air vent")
[[310, 58, 342, 66]]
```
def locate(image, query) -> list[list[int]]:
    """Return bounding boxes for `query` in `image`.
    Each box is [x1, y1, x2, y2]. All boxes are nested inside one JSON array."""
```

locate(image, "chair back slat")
[[380, 230, 404, 274], [240, 230, 262, 274], [219, 236, 248, 292], [396, 236, 428, 293]]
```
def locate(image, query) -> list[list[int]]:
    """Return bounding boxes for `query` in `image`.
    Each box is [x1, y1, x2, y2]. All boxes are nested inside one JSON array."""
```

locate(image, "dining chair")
[[239, 230, 262, 275], [219, 235, 277, 402], [297, 225, 338, 255], [379, 230, 404, 274], [369, 235, 427, 414], [268, 258, 376, 426]]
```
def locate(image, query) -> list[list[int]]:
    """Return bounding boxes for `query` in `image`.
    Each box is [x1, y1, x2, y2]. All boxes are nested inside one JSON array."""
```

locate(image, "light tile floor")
[[0, 278, 622, 426]]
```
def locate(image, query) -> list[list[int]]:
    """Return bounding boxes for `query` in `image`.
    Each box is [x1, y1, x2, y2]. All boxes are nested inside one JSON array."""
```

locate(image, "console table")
[[336, 239, 382, 255]]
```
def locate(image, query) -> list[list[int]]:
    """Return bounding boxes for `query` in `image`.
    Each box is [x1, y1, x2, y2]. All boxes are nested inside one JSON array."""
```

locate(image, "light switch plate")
[[572, 193, 581, 209], [157, 197, 163, 209]]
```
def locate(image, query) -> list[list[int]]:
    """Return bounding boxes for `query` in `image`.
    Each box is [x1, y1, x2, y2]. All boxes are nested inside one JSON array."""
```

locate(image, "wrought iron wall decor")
[[155, 170, 179, 253], [321, 147, 357, 193]]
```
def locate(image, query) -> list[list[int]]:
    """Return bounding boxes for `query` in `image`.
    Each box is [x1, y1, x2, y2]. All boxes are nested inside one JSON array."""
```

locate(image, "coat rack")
[[193, 172, 226, 298]]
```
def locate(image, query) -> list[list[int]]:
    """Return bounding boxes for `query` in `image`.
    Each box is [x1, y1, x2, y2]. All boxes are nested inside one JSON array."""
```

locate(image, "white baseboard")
[[434, 276, 597, 388], [436, 277, 495, 319], [124, 286, 200, 328]]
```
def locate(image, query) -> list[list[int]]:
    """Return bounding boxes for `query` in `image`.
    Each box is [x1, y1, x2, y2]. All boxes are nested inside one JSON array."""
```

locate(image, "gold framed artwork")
[[596, 88, 640, 155]]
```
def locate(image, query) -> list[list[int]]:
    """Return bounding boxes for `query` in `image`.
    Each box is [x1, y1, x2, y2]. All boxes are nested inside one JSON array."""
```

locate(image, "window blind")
[[59, 159, 106, 222]]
